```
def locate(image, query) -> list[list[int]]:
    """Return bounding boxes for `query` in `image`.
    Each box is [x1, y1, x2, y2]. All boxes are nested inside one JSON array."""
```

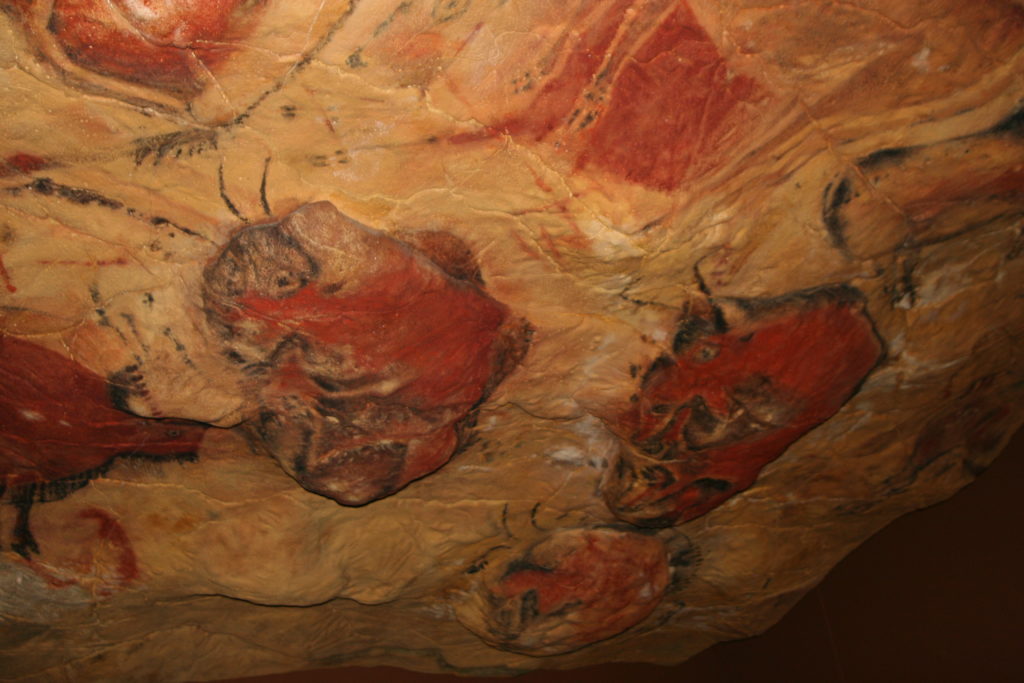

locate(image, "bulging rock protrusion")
[[454, 527, 670, 656], [602, 286, 884, 527], [202, 202, 530, 505]]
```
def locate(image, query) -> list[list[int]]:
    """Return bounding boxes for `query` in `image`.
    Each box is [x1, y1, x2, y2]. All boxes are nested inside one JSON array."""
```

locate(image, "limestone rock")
[[0, 0, 1022, 680]]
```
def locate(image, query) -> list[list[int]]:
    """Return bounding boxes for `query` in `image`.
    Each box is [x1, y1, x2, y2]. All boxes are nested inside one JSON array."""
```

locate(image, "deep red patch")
[[575, 2, 765, 189], [6, 153, 46, 174], [486, 0, 766, 190], [235, 273, 508, 410], [604, 287, 883, 526], [0, 334, 206, 488], [48, 0, 253, 92]]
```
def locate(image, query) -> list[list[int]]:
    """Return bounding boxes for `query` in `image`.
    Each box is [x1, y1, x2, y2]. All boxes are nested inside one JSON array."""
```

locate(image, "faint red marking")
[[606, 289, 882, 526], [511, 229, 545, 261], [22, 562, 78, 589], [0, 334, 206, 488], [899, 374, 1016, 490], [499, 0, 635, 141], [529, 166, 554, 194], [904, 166, 1024, 223], [499, 197, 591, 258], [455, 23, 485, 56], [0, 254, 15, 293], [36, 258, 129, 267], [536, 226, 565, 265], [563, 217, 591, 250], [80, 507, 140, 585], [402, 32, 447, 60]]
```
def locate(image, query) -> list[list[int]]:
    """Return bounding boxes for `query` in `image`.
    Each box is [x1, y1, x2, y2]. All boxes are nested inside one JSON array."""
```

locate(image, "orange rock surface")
[[0, 0, 1021, 679]]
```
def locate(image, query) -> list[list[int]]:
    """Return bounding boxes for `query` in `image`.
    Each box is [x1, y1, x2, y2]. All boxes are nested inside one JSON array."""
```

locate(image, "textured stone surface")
[[0, 0, 1022, 680]]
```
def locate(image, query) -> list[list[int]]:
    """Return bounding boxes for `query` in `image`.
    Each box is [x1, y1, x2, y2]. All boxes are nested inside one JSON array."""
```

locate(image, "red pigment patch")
[[480, 0, 765, 190], [5, 153, 46, 174], [461, 529, 669, 655], [0, 254, 15, 293], [886, 381, 1017, 493], [0, 334, 206, 487], [574, 2, 765, 190], [236, 274, 508, 410], [605, 287, 883, 526], [25, 564, 78, 590], [48, 0, 253, 92], [22, 507, 140, 593], [80, 507, 139, 586], [903, 166, 1024, 223]]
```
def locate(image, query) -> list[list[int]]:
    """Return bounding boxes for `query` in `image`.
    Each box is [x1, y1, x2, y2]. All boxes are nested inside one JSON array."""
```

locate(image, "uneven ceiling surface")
[[0, 1, 1022, 680]]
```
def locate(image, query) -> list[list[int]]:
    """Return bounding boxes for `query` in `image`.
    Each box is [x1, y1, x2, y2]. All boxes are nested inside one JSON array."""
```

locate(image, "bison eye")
[[690, 342, 720, 363], [266, 269, 308, 297]]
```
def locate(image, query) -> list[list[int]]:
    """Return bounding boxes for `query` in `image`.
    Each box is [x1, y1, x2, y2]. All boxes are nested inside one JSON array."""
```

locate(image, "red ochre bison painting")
[[202, 201, 531, 506], [455, 528, 671, 656], [603, 285, 884, 527], [0, 334, 207, 557]]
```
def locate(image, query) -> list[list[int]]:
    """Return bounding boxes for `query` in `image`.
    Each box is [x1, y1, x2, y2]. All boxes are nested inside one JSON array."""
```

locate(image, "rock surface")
[[0, 0, 1022, 680]]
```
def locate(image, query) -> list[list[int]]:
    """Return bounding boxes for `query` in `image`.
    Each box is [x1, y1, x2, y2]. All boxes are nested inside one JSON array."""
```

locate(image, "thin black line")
[[822, 178, 852, 250], [501, 503, 513, 538], [259, 156, 272, 216], [150, 216, 206, 240], [693, 260, 712, 296], [7, 178, 208, 238], [230, 0, 363, 126], [31, 2, 362, 179], [218, 161, 247, 223]]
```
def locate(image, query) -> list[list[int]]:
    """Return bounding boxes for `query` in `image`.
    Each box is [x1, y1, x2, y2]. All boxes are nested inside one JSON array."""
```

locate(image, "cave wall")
[[1, 1, 1022, 680]]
